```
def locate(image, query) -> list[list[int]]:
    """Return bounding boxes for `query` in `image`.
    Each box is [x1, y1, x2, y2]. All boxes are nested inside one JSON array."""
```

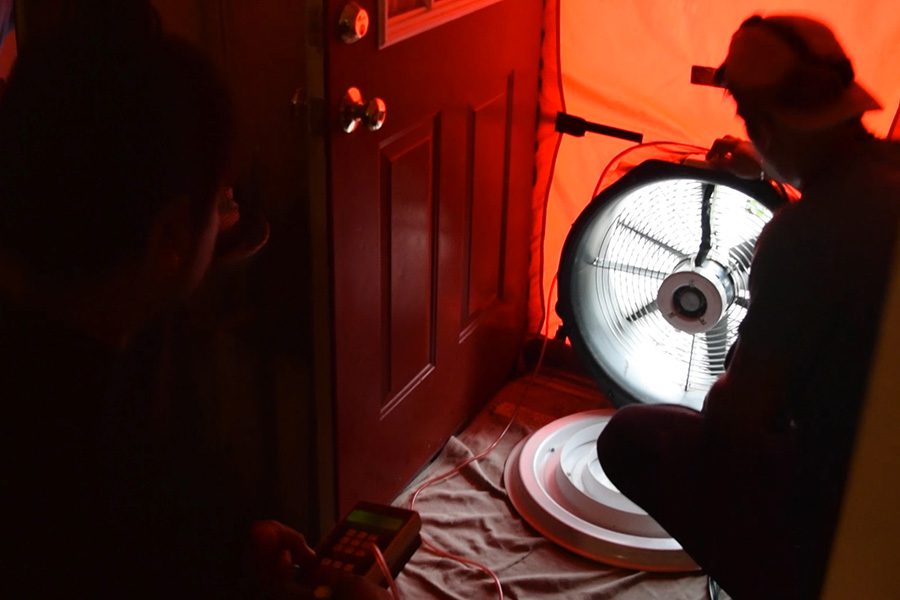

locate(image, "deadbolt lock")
[[339, 2, 370, 44]]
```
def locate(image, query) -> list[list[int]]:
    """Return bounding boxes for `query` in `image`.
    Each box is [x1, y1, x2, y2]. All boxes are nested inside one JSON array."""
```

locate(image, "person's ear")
[[145, 195, 196, 278]]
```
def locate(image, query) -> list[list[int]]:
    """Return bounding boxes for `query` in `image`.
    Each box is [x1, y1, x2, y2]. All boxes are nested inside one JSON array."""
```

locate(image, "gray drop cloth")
[[393, 374, 728, 600]]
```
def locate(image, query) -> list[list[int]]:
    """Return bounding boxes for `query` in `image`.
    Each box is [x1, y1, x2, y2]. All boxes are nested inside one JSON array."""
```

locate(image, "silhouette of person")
[[0, 2, 387, 598], [597, 15, 900, 600]]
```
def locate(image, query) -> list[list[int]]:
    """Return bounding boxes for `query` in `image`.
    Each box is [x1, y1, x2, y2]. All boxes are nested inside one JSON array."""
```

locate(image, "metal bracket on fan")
[[555, 112, 644, 144]]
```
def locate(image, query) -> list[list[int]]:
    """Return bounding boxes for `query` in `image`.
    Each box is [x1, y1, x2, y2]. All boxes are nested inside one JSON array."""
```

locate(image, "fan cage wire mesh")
[[570, 177, 773, 407]]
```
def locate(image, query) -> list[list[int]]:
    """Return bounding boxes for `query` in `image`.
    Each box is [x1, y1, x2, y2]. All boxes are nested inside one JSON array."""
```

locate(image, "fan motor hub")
[[657, 259, 734, 334]]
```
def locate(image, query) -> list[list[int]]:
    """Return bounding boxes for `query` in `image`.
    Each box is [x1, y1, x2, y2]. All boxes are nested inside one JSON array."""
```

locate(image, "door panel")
[[327, 0, 541, 513], [464, 78, 512, 327], [380, 121, 438, 410]]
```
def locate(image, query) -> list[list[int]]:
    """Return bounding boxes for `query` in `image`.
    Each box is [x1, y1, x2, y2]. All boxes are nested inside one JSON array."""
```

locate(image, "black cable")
[[696, 183, 715, 266]]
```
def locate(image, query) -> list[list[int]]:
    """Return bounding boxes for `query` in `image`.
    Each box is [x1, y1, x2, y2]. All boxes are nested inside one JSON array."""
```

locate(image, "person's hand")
[[250, 520, 393, 600], [706, 136, 765, 180], [250, 520, 317, 597]]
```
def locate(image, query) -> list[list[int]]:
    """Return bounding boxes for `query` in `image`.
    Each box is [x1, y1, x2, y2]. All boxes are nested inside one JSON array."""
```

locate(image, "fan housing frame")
[[556, 159, 787, 407]]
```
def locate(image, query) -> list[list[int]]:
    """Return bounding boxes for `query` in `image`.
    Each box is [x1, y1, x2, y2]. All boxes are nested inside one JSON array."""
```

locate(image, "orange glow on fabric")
[[530, 0, 900, 335]]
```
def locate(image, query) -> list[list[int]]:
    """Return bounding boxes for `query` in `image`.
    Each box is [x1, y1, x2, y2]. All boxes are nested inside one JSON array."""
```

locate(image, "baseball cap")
[[714, 15, 882, 130]]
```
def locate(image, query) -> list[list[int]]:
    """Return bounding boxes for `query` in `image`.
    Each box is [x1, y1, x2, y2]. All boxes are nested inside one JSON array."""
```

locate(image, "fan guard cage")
[[557, 160, 785, 408]]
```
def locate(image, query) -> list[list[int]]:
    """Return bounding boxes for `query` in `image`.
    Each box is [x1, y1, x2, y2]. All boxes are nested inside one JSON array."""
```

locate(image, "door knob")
[[340, 87, 387, 133], [339, 2, 370, 44]]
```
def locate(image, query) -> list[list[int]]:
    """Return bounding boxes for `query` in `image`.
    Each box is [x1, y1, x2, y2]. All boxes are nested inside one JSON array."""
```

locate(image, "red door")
[[327, 0, 542, 512]]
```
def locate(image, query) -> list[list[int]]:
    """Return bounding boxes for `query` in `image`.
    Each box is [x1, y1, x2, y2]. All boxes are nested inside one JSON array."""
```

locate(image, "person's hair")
[[0, 1, 233, 285]]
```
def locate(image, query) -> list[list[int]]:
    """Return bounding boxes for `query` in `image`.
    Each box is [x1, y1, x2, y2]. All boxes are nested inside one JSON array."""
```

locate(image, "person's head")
[[715, 15, 881, 185], [0, 1, 232, 302]]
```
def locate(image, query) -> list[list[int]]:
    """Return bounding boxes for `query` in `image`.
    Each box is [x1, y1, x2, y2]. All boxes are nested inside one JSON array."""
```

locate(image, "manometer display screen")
[[347, 509, 404, 531]]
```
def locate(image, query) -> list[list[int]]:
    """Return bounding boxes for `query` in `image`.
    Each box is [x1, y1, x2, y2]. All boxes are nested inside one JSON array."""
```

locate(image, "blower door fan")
[[557, 160, 785, 408]]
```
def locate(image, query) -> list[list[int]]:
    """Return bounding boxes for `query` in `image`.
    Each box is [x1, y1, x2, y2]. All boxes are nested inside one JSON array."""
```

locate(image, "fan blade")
[[704, 315, 729, 372], [735, 294, 750, 309], [592, 259, 669, 280], [684, 334, 697, 391], [626, 299, 658, 322], [729, 237, 757, 270], [618, 221, 687, 258]]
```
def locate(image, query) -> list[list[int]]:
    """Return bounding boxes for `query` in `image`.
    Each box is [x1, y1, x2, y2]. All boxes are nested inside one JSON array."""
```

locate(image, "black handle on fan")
[[555, 112, 644, 143]]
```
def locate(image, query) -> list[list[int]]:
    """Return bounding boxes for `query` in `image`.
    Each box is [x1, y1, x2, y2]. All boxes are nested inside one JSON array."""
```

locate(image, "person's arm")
[[702, 203, 806, 441], [702, 337, 791, 438]]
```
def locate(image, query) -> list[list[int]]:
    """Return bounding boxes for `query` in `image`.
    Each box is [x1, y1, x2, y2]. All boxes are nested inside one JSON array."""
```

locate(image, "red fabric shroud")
[[530, 0, 900, 334]]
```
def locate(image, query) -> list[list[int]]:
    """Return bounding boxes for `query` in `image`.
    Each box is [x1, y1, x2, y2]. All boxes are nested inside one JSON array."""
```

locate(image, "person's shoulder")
[[857, 139, 900, 197], [874, 137, 900, 159], [803, 138, 900, 224], [847, 140, 900, 231]]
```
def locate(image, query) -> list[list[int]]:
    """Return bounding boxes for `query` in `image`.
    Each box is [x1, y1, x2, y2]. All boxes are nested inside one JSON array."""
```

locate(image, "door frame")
[[304, 0, 339, 535]]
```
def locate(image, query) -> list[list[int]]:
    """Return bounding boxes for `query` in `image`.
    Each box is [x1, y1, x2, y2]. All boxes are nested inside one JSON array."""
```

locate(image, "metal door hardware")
[[339, 2, 370, 44], [340, 87, 387, 133]]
